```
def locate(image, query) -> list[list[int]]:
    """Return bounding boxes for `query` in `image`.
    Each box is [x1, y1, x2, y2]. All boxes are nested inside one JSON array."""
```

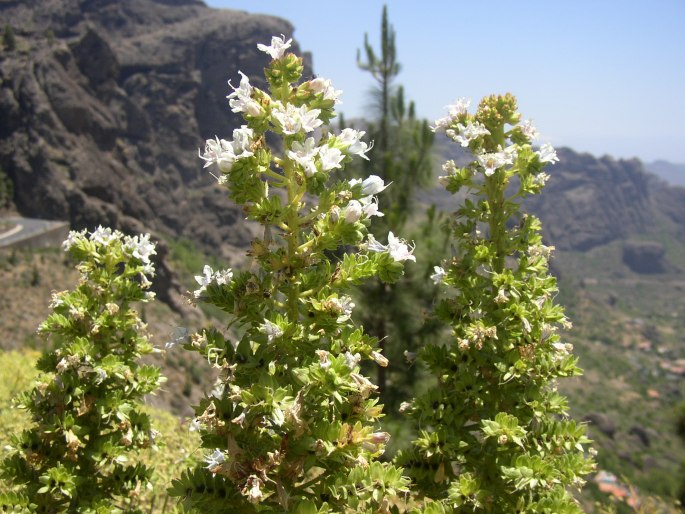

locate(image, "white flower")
[[308, 77, 342, 104], [344, 351, 361, 370], [200, 126, 254, 173], [244, 475, 265, 504], [227, 71, 261, 116], [365, 232, 415, 262], [260, 319, 283, 342], [199, 137, 233, 169], [387, 231, 416, 262], [360, 175, 389, 195], [430, 266, 446, 284], [447, 97, 471, 117], [364, 234, 389, 254], [62, 229, 87, 251], [56, 358, 69, 373], [272, 103, 322, 135], [431, 115, 453, 133], [442, 160, 457, 175], [329, 296, 355, 319], [188, 418, 201, 432], [287, 137, 319, 176], [193, 265, 233, 298], [91, 226, 119, 246], [477, 150, 514, 176], [519, 119, 539, 141], [214, 268, 233, 285], [318, 145, 344, 171], [343, 200, 362, 223], [204, 449, 225, 470], [432, 97, 471, 132], [49, 291, 67, 309], [257, 34, 292, 60], [124, 233, 156, 264], [537, 143, 559, 164], [193, 265, 214, 298], [231, 126, 255, 159], [533, 172, 550, 187], [338, 128, 372, 160], [315, 349, 331, 370], [452, 121, 490, 147], [360, 195, 383, 218]]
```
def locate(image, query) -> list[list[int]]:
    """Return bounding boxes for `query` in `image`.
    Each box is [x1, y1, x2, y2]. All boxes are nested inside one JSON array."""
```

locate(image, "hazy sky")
[[206, 1, 685, 164]]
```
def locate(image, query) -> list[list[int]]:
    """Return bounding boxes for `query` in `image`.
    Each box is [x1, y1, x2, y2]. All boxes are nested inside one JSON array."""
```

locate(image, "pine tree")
[[353, 4, 437, 415]]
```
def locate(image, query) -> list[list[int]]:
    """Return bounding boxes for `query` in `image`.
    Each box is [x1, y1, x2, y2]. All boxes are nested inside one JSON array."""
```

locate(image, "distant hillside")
[[646, 160, 685, 187]]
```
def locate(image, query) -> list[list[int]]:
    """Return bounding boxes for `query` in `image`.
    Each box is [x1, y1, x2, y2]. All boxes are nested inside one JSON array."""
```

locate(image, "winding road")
[[0, 216, 69, 248]]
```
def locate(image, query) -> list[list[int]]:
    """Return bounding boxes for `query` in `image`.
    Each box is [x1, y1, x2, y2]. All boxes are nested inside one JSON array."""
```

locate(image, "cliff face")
[[526, 148, 652, 251], [0, 0, 304, 261], [431, 136, 685, 255]]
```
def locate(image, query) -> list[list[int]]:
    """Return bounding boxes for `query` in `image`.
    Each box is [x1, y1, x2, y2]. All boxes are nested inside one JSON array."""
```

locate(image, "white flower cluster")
[[432, 97, 471, 132], [200, 126, 254, 179], [287, 138, 345, 177], [208, 64, 374, 184], [308, 77, 342, 104], [62, 226, 157, 276], [335, 174, 390, 223], [259, 319, 283, 342], [431, 100, 560, 179], [272, 102, 323, 135], [227, 71, 261, 116], [193, 264, 233, 298], [257, 34, 292, 60]]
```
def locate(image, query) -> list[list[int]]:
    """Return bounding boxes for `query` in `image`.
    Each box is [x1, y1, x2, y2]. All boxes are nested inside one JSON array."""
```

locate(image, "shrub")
[[397, 94, 595, 512], [0, 227, 165, 513], [168, 35, 415, 513]]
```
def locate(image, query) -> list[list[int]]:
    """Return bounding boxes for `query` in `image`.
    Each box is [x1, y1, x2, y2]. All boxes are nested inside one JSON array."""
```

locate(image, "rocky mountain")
[[0, 0, 311, 305], [431, 136, 685, 258], [2, 0, 684, 297]]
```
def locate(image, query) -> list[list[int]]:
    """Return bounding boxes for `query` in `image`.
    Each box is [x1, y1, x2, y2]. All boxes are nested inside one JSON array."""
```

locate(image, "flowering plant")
[[397, 94, 595, 512], [0, 227, 164, 513], [169, 35, 414, 512]]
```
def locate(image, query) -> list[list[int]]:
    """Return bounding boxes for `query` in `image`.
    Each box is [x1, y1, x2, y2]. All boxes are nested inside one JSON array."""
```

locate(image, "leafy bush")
[[0, 228, 165, 513]]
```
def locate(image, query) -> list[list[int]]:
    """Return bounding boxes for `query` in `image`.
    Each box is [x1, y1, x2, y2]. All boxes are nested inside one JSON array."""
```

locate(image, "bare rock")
[[622, 241, 667, 274], [0, 0, 310, 306]]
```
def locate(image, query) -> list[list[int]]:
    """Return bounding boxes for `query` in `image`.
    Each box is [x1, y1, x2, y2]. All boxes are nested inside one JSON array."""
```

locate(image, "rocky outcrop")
[[622, 241, 667, 274], [526, 149, 652, 251], [0, 0, 309, 307]]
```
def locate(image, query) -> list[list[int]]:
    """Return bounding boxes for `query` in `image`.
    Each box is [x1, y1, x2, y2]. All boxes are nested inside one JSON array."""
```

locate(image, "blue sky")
[[206, 1, 685, 163]]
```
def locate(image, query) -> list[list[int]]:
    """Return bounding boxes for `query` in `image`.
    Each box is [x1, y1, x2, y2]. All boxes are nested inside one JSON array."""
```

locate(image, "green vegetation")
[[352, 4, 440, 417], [0, 350, 199, 513], [1, 229, 166, 512], [2, 25, 16, 52]]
